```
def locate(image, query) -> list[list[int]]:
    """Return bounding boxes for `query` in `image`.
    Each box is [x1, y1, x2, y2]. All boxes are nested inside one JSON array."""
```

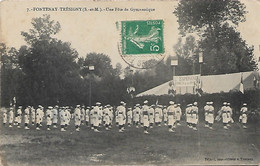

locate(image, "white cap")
[[193, 102, 197, 106], [169, 101, 174, 105], [243, 103, 247, 106], [144, 100, 148, 104], [96, 102, 101, 105], [120, 101, 125, 105]]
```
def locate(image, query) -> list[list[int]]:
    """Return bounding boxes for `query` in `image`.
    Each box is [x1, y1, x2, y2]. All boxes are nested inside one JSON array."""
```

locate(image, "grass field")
[[0, 119, 259, 166]]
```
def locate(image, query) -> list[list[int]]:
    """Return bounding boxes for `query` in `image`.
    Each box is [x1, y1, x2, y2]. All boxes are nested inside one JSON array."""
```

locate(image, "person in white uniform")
[[191, 102, 199, 131], [46, 106, 53, 130], [240, 103, 248, 129], [167, 101, 176, 132], [204, 102, 210, 127], [117, 101, 126, 132], [16, 106, 22, 128], [176, 104, 182, 126], [52, 105, 58, 128], [24, 106, 30, 130], [85, 106, 90, 127], [154, 105, 162, 126], [220, 102, 229, 129], [127, 107, 133, 127], [142, 100, 150, 134], [74, 105, 81, 131], [9, 107, 14, 127], [133, 104, 140, 128], [148, 105, 155, 128], [207, 102, 214, 129], [30, 106, 36, 126], [2, 107, 8, 126]]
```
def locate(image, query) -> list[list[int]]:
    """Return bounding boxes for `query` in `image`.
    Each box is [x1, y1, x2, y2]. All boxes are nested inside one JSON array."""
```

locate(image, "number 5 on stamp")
[[121, 20, 164, 55]]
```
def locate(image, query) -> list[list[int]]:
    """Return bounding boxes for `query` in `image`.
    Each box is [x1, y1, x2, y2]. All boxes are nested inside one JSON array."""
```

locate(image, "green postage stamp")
[[119, 19, 165, 69], [121, 20, 164, 55]]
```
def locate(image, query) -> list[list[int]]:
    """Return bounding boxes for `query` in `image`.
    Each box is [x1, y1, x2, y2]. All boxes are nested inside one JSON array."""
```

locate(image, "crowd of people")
[[1, 100, 249, 134]]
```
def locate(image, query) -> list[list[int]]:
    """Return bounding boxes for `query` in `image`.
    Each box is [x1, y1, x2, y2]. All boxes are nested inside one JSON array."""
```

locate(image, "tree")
[[18, 15, 80, 106], [0, 44, 22, 107], [173, 35, 199, 75], [174, 0, 257, 75]]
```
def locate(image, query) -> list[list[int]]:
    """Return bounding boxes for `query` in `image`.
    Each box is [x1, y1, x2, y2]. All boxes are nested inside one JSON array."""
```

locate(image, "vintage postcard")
[[0, 0, 259, 165]]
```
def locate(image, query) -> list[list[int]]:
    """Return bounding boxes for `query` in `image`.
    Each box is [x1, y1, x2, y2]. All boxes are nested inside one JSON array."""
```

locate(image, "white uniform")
[[52, 108, 58, 125], [148, 107, 155, 125], [16, 108, 22, 125], [208, 105, 214, 124], [127, 110, 133, 125], [133, 107, 140, 124], [9, 109, 14, 125], [74, 108, 81, 126], [163, 108, 168, 123], [154, 107, 162, 123], [3, 108, 7, 124], [103, 108, 111, 126], [185, 106, 191, 124], [204, 105, 209, 123], [39, 109, 44, 124], [191, 106, 198, 124], [24, 108, 30, 124], [142, 105, 149, 127], [36, 108, 42, 124], [80, 108, 85, 124], [176, 106, 182, 122], [46, 109, 53, 126], [93, 106, 100, 127], [167, 105, 175, 126], [221, 106, 229, 123], [226, 106, 233, 123], [85, 108, 90, 123], [90, 108, 94, 127], [60, 109, 66, 126], [240, 106, 248, 124], [31, 108, 36, 125], [116, 105, 126, 126]]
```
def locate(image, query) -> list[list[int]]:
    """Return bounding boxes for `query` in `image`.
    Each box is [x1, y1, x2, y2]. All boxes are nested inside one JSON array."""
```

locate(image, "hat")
[[210, 102, 213, 105], [223, 102, 227, 105], [76, 105, 80, 107], [18, 106, 22, 108], [10, 107, 13, 110], [87, 106, 90, 109], [243, 103, 247, 106], [96, 102, 101, 105], [120, 101, 125, 105], [193, 102, 197, 106], [151, 104, 155, 107], [136, 104, 140, 107], [128, 107, 132, 110], [55, 105, 59, 108], [177, 104, 180, 106], [144, 100, 148, 104], [169, 101, 174, 105], [48, 106, 53, 109], [227, 103, 230, 106]]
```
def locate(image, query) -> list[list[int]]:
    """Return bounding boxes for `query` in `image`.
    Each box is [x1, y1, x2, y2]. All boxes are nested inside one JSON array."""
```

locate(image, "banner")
[[173, 74, 200, 87]]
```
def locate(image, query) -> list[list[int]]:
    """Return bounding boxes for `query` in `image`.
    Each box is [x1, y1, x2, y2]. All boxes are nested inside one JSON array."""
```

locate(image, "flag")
[[155, 99, 158, 106], [240, 73, 244, 94]]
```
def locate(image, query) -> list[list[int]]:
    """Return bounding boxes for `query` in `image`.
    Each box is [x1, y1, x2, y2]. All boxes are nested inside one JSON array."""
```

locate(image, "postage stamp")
[[118, 19, 165, 69]]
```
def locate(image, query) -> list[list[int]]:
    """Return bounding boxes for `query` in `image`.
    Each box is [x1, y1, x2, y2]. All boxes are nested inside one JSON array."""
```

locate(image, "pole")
[[200, 63, 202, 75], [89, 74, 92, 107]]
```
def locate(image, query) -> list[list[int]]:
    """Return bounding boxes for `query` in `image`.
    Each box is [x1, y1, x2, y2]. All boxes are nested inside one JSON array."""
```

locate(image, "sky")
[[0, 0, 260, 67]]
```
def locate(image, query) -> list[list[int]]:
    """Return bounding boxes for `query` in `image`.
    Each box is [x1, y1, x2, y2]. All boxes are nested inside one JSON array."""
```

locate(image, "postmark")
[[117, 19, 165, 69]]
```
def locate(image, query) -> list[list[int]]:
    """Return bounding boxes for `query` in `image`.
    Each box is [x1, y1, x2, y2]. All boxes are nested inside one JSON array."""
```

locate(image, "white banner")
[[174, 74, 200, 87]]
